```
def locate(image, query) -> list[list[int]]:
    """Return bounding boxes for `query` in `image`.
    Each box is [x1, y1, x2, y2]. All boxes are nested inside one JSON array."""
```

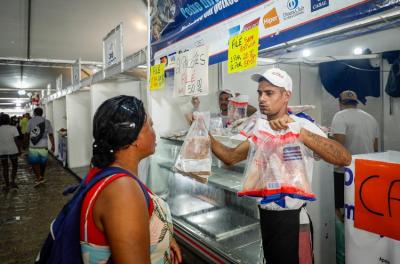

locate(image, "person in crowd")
[[210, 68, 351, 263], [20, 113, 30, 150], [28, 107, 55, 186], [185, 90, 257, 126], [331, 90, 379, 220], [80, 95, 182, 264], [0, 114, 21, 191]]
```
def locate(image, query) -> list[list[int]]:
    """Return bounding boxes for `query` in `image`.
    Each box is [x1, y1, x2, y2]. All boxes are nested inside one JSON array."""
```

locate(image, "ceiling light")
[[16, 81, 28, 89], [134, 20, 147, 31], [353, 47, 364, 55], [18, 89, 26, 95], [302, 49, 311, 57], [15, 102, 21, 107]]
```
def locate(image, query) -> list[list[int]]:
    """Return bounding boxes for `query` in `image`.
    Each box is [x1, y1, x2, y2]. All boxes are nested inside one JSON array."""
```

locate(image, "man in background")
[[19, 113, 30, 150], [28, 107, 55, 186], [331, 90, 379, 220]]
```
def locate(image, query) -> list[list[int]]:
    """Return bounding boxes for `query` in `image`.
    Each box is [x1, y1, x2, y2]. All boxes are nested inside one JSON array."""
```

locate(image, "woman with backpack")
[[80, 96, 182, 263]]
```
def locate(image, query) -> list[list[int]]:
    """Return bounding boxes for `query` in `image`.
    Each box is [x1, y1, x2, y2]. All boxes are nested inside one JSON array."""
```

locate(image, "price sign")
[[150, 63, 165, 90], [174, 46, 209, 97], [228, 26, 259, 74]]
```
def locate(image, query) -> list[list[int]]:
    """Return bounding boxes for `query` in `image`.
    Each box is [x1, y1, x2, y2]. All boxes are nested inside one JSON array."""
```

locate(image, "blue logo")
[[311, 0, 329, 12], [287, 0, 299, 10]]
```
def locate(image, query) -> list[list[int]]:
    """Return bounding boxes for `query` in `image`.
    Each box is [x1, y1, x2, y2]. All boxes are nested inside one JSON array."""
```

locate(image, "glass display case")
[[147, 137, 263, 263]]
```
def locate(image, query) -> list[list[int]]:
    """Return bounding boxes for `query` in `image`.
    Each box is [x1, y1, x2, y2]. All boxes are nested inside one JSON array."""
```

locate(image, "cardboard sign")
[[228, 26, 259, 74], [174, 46, 209, 97], [354, 159, 400, 240], [150, 63, 165, 90]]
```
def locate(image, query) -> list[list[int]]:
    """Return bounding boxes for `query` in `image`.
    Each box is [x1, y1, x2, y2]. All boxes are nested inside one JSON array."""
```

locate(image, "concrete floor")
[[0, 155, 79, 264]]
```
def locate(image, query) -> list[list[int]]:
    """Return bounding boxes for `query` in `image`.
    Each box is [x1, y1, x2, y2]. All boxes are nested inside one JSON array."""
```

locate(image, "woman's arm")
[[93, 176, 151, 264]]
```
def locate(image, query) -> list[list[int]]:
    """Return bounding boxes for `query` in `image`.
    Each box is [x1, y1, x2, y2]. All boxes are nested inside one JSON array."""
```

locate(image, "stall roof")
[[0, 0, 148, 110]]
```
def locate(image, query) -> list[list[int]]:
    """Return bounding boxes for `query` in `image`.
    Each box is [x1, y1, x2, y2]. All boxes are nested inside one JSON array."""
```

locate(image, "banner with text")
[[103, 23, 123, 69], [150, 0, 400, 66]]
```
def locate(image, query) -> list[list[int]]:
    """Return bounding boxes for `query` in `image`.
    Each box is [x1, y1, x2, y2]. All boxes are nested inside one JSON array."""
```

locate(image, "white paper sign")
[[103, 24, 123, 69], [72, 58, 81, 87], [173, 46, 209, 97], [56, 75, 62, 92]]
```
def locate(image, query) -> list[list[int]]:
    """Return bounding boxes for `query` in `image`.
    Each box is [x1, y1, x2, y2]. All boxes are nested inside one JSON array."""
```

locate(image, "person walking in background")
[[20, 113, 30, 150], [0, 113, 21, 191], [28, 107, 55, 186]]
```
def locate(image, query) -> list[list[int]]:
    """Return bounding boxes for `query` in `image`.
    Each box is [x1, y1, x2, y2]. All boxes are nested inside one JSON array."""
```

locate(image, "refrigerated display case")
[[147, 137, 263, 263]]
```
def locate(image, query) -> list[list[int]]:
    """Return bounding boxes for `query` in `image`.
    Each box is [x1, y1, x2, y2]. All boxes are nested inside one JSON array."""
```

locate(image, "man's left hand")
[[269, 115, 294, 130]]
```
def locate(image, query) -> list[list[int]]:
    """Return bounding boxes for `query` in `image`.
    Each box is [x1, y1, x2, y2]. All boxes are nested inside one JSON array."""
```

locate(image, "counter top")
[[158, 161, 245, 192]]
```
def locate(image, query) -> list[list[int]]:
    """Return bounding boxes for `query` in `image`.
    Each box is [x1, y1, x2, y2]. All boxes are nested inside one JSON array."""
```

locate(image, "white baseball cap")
[[251, 68, 293, 92]]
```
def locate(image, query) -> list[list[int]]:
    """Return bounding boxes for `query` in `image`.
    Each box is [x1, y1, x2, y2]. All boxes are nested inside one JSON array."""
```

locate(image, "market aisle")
[[0, 155, 79, 264]]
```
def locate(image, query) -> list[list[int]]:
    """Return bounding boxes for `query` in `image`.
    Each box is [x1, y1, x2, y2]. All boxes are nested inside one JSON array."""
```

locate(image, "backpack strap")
[[85, 167, 151, 210]]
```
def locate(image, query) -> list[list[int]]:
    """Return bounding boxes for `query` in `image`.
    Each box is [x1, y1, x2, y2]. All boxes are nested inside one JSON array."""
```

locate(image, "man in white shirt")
[[331, 90, 379, 218], [210, 68, 351, 263]]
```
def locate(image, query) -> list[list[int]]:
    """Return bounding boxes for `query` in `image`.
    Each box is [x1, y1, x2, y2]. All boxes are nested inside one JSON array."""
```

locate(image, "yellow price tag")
[[150, 63, 165, 90], [228, 26, 259, 74]]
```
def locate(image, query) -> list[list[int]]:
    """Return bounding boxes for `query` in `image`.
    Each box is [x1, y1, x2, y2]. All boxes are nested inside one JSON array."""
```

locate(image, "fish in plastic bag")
[[238, 119, 315, 204], [174, 112, 211, 183], [227, 95, 248, 127]]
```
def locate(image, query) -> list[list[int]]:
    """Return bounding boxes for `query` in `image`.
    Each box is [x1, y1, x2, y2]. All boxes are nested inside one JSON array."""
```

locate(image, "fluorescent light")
[[16, 102, 21, 107], [353, 47, 363, 55], [138, 65, 147, 69], [18, 89, 26, 95], [302, 49, 311, 57]]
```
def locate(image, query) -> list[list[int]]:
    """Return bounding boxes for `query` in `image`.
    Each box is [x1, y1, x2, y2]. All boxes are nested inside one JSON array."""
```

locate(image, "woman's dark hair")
[[0, 113, 11, 126], [92, 95, 147, 168]]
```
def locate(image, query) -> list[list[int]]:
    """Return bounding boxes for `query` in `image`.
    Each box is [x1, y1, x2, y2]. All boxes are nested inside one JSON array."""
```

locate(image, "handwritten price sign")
[[150, 63, 165, 90], [228, 26, 259, 74], [174, 46, 209, 97]]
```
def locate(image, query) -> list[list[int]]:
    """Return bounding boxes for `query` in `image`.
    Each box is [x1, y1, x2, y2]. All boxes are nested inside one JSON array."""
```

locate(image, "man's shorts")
[[28, 148, 49, 165]]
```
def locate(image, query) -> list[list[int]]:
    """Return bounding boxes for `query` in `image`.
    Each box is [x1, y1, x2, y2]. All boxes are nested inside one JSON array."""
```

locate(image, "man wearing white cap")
[[210, 68, 351, 263]]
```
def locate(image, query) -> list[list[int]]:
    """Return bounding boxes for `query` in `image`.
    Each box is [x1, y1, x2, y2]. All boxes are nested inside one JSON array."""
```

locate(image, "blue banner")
[[150, 0, 400, 66]]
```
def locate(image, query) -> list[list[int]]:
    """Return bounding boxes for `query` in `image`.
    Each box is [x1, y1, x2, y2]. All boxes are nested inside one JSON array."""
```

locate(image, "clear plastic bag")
[[238, 120, 315, 204], [174, 112, 211, 183], [227, 95, 248, 127]]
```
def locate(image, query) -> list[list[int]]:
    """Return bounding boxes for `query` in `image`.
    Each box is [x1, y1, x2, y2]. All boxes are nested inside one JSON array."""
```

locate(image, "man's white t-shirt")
[[245, 115, 327, 211], [0, 125, 19, 155], [331, 108, 378, 172]]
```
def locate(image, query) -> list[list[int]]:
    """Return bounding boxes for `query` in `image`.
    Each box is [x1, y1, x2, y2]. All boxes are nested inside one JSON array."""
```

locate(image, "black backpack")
[[34, 167, 150, 264]]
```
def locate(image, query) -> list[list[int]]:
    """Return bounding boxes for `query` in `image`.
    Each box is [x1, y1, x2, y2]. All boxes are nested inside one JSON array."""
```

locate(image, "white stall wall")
[[45, 102, 54, 150], [52, 97, 67, 156], [90, 81, 142, 120], [66, 91, 92, 168]]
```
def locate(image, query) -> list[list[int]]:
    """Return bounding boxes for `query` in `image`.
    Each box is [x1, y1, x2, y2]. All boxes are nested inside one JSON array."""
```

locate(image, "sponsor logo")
[[263, 8, 280, 29], [283, 0, 305, 20], [287, 0, 299, 10], [311, 0, 329, 12]]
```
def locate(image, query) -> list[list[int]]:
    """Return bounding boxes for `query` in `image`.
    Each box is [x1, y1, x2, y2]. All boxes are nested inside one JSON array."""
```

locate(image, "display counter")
[[148, 137, 263, 263]]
